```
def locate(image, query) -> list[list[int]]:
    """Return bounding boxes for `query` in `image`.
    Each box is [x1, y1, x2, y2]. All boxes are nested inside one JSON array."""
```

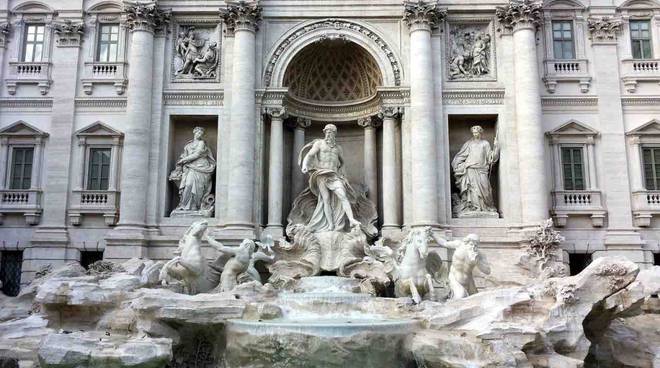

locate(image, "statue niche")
[[169, 126, 216, 217], [173, 26, 219, 80]]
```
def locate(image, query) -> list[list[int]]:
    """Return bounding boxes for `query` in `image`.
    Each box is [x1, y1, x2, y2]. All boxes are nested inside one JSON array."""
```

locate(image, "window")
[[22, 24, 45, 62], [10, 147, 33, 190], [0, 251, 23, 297], [568, 253, 591, 276], [552, 21, 575, 60], [87, 148, 111, 190], [630, 20, 653, 59], [97, 24, 120, 62], [642, 147, 660, 190], [561, 147, 585, 190]]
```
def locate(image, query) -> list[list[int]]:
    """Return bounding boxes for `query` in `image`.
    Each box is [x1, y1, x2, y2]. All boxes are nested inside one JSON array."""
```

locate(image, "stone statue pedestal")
[[457, 211, 499, 219]]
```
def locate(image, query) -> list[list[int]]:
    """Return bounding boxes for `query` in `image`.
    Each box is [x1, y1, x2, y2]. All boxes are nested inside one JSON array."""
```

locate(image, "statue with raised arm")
[[435, 233, 491, 300], [451, 125, 499, 217], [169, 127, 216, 217], [287, 124, 377, 237]]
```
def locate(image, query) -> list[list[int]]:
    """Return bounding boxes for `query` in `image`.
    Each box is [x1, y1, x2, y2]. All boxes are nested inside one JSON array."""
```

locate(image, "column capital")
[[358, 116, 381, 129], [287, 117, 311, 130], [52, 19, 85, 48], [379, 106, 403, 120], [588, 17, 622, 44], [122, 1, 171, 34], [263, 106, 288, 120], [0, 23, 10, 49], [220, 1, 262, 34], [403, 1, 447, 32], [495, 0, 543, 32]]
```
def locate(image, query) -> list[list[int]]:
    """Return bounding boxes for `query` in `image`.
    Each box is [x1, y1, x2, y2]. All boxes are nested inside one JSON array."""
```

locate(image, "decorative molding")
[[74, 98, 127, 110], [442, 90, 505, 105], [495, 0, 543, 31], [220, 1, 262, 35], [379, 106, 403, 120], [402, 1, 447, 31], [263, 106, 288, 120], [122, 1, 171, 33], [541, 96, 598, 106], [52, 19, 84, 47], [264, 19, 402, 87], [163, 91, 224, 106], [0, 98, 53, 110], [286, 94, 382, 122], [587, 17, 622, 43], [622, 96, 660, 106]]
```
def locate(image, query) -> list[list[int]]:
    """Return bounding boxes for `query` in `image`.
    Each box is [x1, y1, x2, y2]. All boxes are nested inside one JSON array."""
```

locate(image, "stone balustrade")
[[631, 190, 660, 227], [551, 189, 606, 227], [621, 59, 660, 93], [0, 189, 42, 225], [6, 61, 51, 95], [543, 59, 591, 93], [81, 61, 127, 95], [69, 190, 120, 226]]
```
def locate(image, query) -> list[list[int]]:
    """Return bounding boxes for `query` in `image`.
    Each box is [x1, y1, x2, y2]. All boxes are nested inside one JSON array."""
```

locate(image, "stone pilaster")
[[289, 117, 311, 198], [0, 23, 9, 81], [587, 16, 646, 262], [380, 107, 402, 234], [403, 1, 445, 228], [107, 1, 169, 258], [264, 107, 287, 238], [496, 0, 548, 226], [357, 116, 381, 205], [220, 1, 262, 236]]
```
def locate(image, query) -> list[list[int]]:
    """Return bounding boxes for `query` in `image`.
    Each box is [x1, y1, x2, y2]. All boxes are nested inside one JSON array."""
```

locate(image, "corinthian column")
[[357, 116, 380, 204], [114, 1, 169, 233], [265, 107, 287, 237], [380, 107, 402, 233], [289, 117, 311, 198], [496, 0, 548, 225], [221, 1, 261, 235], [403, 1, 445, 228]]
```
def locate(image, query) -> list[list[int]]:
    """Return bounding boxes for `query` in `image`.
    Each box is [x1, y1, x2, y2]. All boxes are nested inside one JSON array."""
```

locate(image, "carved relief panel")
[[446, 20, 496, 82], [171, 23, 221, 82]]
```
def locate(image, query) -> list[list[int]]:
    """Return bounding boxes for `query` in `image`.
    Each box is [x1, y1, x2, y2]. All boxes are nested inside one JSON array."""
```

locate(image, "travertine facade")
[[1, 0, 659, 289]]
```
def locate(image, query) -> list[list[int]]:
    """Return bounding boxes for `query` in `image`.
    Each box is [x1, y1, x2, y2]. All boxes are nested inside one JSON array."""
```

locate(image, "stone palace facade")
[[0, 0, 659, 293]]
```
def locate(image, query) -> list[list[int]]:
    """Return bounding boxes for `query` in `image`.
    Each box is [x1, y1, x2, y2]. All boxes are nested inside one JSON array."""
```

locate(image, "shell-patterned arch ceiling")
[[283, 40, 383, 103]]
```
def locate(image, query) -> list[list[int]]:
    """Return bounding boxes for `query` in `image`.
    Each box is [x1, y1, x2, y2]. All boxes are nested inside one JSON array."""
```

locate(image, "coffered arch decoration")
[[264, 19, 403, 88]]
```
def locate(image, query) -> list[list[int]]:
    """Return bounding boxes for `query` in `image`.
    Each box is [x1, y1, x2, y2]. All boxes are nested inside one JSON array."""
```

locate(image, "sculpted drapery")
[[451, 125, 499, 215]]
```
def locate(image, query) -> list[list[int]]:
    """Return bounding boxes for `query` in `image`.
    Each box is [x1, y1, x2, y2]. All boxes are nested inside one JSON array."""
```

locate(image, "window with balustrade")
[[22, 24, 45, 62], [69, 122, 123, 226], [630, 20, 653, 60], [547, 120, 605, 227], [9, 147, 33, 190], [552, 21, 575, 60], [642, 147, 660, 190]]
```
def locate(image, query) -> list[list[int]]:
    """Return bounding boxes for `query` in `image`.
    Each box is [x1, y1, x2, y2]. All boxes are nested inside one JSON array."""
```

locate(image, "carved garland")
[[264, 19, 402, 87]]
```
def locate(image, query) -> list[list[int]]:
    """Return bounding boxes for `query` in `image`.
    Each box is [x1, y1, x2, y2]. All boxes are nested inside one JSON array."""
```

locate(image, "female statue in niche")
[[169, 126, 216, 217], [451, 125, 499, 217]]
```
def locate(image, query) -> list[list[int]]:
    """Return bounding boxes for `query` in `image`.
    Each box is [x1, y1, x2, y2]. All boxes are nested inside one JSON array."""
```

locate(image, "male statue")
[[299, 124, 361, 232], [434, 233, 491, 300]]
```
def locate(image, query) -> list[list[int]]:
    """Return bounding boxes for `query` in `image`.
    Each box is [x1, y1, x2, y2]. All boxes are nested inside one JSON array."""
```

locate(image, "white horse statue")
[[368, 227, 444, 303]]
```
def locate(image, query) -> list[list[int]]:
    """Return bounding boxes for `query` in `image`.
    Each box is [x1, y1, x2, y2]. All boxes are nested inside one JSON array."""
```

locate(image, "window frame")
[[629, 19, 654, 60], [560, 145, 586, 191], [85, 146, 112, 191], [552, 20, 576, 60], [8, 146, 34, 190], [22, 24, 46, 62], [96, 23, 120, 63], [641, 145, 660, 190]]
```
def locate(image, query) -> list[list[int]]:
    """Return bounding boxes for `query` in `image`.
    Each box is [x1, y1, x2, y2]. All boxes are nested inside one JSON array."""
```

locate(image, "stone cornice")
[[163, 91, 224, 106], [220, 1, 262, 35], [442, 90, 504, 105], [402, 1, 447, 31], [75, 98, 127, 110], [495, 0, 543, 31], [0, 98, 52, 111], [588, 17, 622, 43], [122, 1, 171, 33]]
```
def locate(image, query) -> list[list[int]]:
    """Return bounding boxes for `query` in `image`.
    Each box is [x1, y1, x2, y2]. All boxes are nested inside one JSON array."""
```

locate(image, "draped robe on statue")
[[451, 138, 498, 214], [286, 139, 377, 238]]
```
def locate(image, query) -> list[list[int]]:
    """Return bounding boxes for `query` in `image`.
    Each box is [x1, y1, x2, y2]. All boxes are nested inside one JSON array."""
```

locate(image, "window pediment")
[[87, 1, 122, 14], [0, 121, 48, 138], [544, 0, 586, 11], [75, 121, 123, 138], [11, 1, 54, 14], [547, 120, 598, 142], [627, 119, 660, 137], [619, 0, 660, 10]]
